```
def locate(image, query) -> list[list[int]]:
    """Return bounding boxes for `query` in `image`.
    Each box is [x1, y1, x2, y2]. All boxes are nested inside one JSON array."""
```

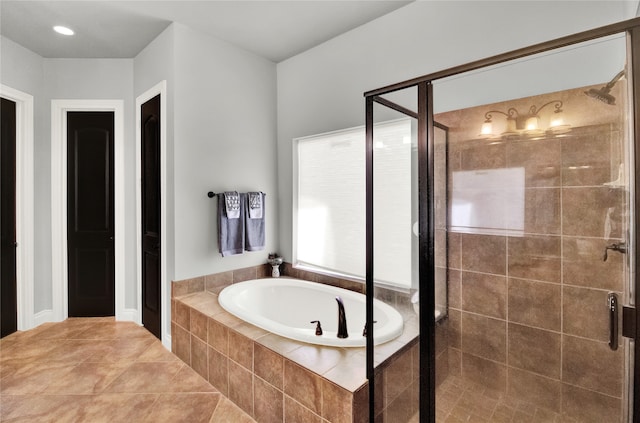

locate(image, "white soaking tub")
[[218, 278, 404, 347]]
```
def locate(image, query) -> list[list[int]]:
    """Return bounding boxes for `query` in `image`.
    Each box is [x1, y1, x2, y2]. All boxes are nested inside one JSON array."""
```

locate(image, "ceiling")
[[0, 1, 412, 62]]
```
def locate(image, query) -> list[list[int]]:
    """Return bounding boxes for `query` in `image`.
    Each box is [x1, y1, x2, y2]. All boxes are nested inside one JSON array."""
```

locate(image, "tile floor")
[[0, 318, 256, 422], [436, 375, 563, 423]]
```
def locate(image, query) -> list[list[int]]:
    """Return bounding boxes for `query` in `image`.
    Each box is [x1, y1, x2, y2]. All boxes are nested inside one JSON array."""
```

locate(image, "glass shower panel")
[[370, 93, 422, 422], [432, 33, 632, 422]]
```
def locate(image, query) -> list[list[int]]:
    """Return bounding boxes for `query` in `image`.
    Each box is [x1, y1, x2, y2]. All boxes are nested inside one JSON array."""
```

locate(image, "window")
[[294, 119, 414, 289]]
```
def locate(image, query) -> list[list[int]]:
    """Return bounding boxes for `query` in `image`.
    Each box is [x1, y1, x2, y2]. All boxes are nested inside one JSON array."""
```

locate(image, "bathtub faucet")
[[336, 296, 348, 338]]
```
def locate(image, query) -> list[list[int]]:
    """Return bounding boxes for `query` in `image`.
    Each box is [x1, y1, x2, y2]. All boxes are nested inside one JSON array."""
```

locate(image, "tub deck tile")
[[173, 278, 418, 423]]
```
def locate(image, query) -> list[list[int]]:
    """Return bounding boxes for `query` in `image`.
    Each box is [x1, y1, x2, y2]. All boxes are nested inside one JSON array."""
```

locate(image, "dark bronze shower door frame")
[[364, 16, 640, 423]]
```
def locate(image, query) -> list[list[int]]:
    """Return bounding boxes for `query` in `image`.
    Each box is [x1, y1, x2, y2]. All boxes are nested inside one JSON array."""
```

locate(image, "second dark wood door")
[[1, 97, 17, 337], [141, 95, 161, 339], [67, 111, 115, 317]]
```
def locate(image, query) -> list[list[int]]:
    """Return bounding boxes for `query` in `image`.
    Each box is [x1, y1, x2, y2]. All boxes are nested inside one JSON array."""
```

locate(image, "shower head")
[[584, 70, 625, 105], [584, 87, 617, 105]]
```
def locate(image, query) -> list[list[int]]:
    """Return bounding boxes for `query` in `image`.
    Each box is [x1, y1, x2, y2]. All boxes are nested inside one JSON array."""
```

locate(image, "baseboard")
[[117, 308, 140, 324], [33, 309, 54, 327]]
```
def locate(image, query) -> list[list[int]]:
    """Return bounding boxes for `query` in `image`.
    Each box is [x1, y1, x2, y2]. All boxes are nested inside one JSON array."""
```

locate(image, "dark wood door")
[[67, 111, 115, 317], [141, 95, 161, 339], [1, 98, 17, 337]]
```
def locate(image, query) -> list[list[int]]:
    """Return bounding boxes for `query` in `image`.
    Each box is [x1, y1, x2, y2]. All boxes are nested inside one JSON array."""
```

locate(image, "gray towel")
[[245, 192, 265, 252], [218, 193, 245, 256]]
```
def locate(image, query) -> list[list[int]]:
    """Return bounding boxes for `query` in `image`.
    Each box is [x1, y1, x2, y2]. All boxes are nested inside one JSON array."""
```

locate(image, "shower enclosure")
[[364, 17, 640, 422]]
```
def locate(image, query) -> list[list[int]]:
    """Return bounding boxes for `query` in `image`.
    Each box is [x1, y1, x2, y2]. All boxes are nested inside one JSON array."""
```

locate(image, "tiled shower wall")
[[437, 86, 628, 422]]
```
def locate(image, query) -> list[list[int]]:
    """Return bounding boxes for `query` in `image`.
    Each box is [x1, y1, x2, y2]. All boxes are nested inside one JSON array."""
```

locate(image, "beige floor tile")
[[0, 318, 255, 422]]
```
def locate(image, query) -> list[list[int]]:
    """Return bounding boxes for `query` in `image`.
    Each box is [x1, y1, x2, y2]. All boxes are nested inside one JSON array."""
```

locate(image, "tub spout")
[[336, 296, 348, 338]]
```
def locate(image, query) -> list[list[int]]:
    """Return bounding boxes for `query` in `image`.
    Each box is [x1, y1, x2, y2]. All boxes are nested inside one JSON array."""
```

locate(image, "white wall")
[[0, 40, 136, 315], [172, 23, 278, 280], [0, 36, 45, 313], [45, 59, 135, 312], [276, 0, 636, 261], [134, 24, 176, 315]]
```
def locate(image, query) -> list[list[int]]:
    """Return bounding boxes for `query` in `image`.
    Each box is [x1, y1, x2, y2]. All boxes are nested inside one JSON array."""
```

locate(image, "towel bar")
[[207, 191, 265, 198]]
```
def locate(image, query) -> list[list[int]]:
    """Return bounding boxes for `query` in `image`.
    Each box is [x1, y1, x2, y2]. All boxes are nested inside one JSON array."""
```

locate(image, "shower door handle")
[[608, 292, 619, 351]]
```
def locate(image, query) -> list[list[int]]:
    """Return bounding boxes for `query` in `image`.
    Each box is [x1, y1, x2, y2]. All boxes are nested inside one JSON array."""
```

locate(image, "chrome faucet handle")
[[604, 242, 627, 262], [310, 320, 323, 336]]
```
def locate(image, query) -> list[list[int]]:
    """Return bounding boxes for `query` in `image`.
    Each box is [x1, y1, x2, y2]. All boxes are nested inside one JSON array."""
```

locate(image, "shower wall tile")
[[562, 286, 618, 342], [445, 96, 627, 420], [507, 323, 560, 379], [461, 352, 507, 392], [506, 138, 561, 188], [507, 367, 561, 412], [448, 232, 462, 270], [562, 383, 622, 423], [507, 235, 561, 283], [562, 186, 624, 238], [435, 229, 447, 268], [507, 278, 561, 331], [562, 237, 623, 291], [460, 313, 506, 363], [460, 234, 506, 275], [448, 269, 461, 310], [460, 271, 506, 319], [524, 188, 560, 235], [562, 335, 623, 398], [459, 140, 507, 171], [447, 309, 461, 349], [561, 129, 613, 187]]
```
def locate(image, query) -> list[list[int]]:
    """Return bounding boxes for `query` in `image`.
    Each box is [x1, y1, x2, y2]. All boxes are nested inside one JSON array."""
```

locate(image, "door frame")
[[135, 81, 168, 348], [0, 85, 34, 331], [51, 99, 125, 322]]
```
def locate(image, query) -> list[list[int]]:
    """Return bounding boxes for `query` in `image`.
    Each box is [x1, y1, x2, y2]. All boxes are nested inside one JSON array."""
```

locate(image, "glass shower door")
[[432, 33, 633, 422]]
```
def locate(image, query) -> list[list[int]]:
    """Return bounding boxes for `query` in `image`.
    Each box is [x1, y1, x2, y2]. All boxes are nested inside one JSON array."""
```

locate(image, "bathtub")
[[218, 278, 404, 347]]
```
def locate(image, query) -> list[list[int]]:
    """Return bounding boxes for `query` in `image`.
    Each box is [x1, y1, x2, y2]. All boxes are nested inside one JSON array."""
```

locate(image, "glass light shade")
[[480, 121, 493, 136], [525, 116, 539, 131], [549, 110, 564, 128]]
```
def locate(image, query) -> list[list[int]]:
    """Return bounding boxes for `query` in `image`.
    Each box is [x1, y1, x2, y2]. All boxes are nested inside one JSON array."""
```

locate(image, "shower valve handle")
[[603, 242, 627, 262]]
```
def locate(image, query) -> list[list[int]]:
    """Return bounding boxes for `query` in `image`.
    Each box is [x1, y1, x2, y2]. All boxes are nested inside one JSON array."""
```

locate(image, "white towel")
[[247, 192, 263, 219], [224, 191, 240, 219]]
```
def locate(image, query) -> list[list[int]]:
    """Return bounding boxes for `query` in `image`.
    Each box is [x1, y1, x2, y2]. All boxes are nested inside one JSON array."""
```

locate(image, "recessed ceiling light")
[[53, 26, 74, 36]]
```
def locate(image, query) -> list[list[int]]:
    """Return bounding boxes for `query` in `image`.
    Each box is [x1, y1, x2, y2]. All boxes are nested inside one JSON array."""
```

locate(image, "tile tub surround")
[[172, 271, 424, 422], [0, 317, 255, 423], [436, 86, 629, 422]]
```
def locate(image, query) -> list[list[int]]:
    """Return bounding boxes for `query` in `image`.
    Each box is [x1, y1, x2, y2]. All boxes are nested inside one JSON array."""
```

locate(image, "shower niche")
[[365, 21, 639, 423]]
